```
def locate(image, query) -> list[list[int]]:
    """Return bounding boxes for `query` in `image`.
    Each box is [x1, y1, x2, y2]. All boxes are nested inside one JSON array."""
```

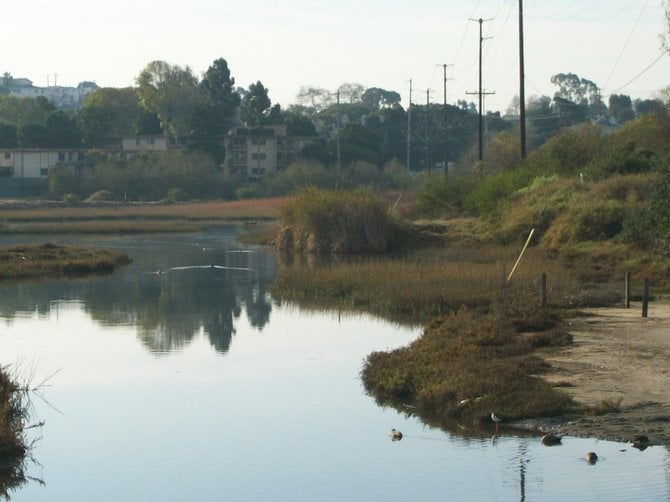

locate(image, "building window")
[[3, 152, 10, 159], [77, 152, 85, 162], [234, 137, 246, 145], [136, 138, 141, 146], [251, 153, 266, 160], [147, 137, 154, 145], [58, 152, 65, 161], [235, 152, 244, 161], [40, 168, 49, 177], [251, 168, 258, 175], [251, 138, 266, 145]]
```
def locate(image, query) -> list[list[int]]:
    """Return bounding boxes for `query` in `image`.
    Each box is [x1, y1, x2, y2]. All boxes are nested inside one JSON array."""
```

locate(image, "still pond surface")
[[0, 228, 668, 501]]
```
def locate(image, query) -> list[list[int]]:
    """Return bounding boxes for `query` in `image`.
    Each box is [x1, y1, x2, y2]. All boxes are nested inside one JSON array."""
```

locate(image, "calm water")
[[0, 229, 669, 501]]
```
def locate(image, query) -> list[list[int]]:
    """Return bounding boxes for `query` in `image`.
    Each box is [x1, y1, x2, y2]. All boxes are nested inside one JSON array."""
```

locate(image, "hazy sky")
[[4, 0, 669, 112]]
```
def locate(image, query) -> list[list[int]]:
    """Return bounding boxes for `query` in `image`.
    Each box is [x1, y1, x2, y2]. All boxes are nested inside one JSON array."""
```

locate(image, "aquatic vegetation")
[[361, 307, 578, 424]]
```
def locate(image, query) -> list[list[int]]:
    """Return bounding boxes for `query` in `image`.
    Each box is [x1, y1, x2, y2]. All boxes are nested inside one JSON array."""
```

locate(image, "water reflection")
[[0, 231, 276, 354]]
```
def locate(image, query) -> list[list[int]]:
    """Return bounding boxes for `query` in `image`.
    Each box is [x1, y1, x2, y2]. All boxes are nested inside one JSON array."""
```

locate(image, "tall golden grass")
[[277, 187, 392, 253]]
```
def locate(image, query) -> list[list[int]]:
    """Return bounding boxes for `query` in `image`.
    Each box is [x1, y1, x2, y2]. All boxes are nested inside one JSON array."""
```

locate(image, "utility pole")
[[440, 63, 454, 179], [425, 89, 431, 175], [406, 79, 412, 172], [519, 0, 527, 159], [336, 90, 342, 178], [468, 18, 494, 162]]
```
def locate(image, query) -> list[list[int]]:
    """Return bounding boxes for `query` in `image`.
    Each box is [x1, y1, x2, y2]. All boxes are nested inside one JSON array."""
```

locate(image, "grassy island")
[[0, 243, 131, 281]]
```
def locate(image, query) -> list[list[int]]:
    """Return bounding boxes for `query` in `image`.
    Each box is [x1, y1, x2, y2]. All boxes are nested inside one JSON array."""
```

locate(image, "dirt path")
[[514, 302, 670, 446]]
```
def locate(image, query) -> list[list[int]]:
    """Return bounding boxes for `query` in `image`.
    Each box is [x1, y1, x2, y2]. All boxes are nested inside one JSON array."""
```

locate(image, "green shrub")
[[416, 175, 476, 217]]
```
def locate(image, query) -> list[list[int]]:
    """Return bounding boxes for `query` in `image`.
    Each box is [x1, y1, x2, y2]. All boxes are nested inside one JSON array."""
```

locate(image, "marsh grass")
[[0, 199, 284, 234], [274, 245, 583, 323], [361, 307, 578, 424], [0, 243, 131, 281]]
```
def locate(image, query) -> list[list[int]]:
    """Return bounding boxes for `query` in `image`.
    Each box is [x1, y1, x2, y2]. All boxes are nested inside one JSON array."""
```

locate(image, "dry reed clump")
[[361, 307, 577, 423], [276, 187, 392, 254]]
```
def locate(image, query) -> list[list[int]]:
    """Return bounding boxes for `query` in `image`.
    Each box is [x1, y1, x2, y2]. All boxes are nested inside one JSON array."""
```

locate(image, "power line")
[[611, 49, 669, 94], [603, 0, 650, 90]]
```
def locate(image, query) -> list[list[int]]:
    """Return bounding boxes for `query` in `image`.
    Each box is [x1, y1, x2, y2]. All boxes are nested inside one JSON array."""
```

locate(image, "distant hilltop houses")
[[0, 74, 98, 110]]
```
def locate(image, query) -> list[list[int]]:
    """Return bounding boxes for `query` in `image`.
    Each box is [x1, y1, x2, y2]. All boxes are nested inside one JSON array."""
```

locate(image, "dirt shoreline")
[[513, 303, 670, 446]]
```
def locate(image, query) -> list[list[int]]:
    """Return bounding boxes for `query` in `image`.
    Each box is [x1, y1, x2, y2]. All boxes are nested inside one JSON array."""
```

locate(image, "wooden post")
[[540, 272, 547, 308], [624, 272, 631, 309], [642, 277, 650, 318]]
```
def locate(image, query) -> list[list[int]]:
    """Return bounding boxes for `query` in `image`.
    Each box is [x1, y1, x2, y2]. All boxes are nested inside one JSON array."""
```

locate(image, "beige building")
[[120, 135, 186, 159], [0, 149, 87, 179], [223, 125, 316, 179]]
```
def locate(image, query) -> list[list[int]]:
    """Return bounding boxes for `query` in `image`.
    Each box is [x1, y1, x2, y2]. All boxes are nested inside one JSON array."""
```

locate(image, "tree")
[[295, 86, 334, 116], [361, 87, 402, 110], [281, 112, 317, 136], [0, 95, 56, 127], [45, 111, 82, 148], [239, 81, 271, 127], [550, 73, 598, 106], [337, 82, 365, 104], [608, 94, 635, 124], [200, 58, 241, 132], [18, 123, 49, 147], [526, 95, 560, 147], [78, 87, 147, 146], [0, 72, 12, 94], [136, 61, 201, 139], [635, 98, 666, 116], [340, 122, 382, 166], [0, 123, 17, 148]]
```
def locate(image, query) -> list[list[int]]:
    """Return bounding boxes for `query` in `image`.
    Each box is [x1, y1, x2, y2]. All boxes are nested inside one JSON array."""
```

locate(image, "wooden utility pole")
[[425, 89, 431, 175], [519, 0, 527, 159], [467, 18, 494, 162], [336, 90, 342, 178], [442, 64, 451, 180], [407, 79, 412, 171]]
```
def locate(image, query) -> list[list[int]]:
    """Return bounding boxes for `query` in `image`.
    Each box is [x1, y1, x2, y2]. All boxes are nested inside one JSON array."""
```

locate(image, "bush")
[[416, 175, 476, 217], [277, 187, 392, 253]]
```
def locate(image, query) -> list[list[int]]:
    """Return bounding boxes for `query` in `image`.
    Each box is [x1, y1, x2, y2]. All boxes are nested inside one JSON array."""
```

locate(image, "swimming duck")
[[585, 452, 598, 464], [632, 435, 650, 450], [541, 433, 562, 446], [391, 429, 403, 441]]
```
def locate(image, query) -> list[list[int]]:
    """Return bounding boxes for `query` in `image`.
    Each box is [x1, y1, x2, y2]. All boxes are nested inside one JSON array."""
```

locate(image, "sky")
[[4, 0, 669, 113]]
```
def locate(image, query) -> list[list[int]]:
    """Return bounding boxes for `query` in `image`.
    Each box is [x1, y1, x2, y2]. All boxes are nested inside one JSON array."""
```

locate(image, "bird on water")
[[391, 429, 403, 441], [491, 412, 501, 433]]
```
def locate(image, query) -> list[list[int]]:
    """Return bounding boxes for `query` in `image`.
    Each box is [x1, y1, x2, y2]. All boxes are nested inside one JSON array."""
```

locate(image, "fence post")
[[642, 277, 650, 318], [624, 272, 631, 309], [540, 272, 547, 308]]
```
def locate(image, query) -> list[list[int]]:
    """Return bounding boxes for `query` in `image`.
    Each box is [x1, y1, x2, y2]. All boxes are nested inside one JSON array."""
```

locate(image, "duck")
[[632, 435, 650, 450], [541, 433, 562, 446], [391, 428, 403, 441], [585, 452, 598, 464]]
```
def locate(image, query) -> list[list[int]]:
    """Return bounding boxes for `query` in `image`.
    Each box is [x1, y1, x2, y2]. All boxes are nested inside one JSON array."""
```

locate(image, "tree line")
[[0, 57, 667, 187]]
